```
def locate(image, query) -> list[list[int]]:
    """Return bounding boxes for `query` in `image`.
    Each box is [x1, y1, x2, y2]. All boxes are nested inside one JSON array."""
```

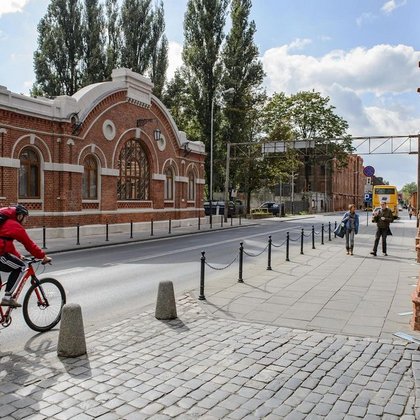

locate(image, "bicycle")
[[0, 257, 66, 332]]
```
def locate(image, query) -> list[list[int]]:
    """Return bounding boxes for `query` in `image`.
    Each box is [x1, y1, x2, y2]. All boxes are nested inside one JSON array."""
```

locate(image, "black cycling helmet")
[[15, 204, 29, 217]]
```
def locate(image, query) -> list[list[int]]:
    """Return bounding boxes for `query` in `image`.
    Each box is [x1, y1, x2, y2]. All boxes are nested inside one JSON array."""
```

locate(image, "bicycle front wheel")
[[23, 278, 66, 332]]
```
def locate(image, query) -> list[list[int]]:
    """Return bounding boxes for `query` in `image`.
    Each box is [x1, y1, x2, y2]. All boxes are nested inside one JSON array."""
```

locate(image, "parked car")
[[204, 200, 244, 217], [257, 201, 280, 216]]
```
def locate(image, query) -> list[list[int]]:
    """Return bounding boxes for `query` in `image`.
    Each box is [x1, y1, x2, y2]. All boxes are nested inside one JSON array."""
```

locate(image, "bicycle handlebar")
[[22, 257, 52, 265]]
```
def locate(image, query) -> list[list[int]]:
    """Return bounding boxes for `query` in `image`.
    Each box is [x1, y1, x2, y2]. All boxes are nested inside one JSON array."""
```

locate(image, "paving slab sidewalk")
[[1, 214, 420, 419]]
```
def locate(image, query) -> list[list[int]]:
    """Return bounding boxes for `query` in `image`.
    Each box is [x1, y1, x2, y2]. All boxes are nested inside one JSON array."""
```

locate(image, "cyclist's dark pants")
[[0, 253, 25, 294]]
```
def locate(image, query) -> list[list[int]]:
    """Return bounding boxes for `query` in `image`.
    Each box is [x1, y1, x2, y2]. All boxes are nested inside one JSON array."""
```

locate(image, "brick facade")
[[0, 68, 206, 228]]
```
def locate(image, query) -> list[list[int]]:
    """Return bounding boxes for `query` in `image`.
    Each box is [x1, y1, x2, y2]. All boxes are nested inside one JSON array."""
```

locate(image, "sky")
[[1, 0, 420, 189]]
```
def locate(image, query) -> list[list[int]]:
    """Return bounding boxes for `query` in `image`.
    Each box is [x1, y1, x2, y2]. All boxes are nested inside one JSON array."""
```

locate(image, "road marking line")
[[397, 311, 413, 316]]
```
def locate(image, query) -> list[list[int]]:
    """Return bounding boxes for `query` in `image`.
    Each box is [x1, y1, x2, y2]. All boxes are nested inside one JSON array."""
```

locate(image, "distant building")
[[0, 68, 205, 227], [275, 153, 365, 212]]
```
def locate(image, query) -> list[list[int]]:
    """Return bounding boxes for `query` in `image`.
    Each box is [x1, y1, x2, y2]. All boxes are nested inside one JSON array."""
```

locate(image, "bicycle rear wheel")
[[23, 278, 66, 332]]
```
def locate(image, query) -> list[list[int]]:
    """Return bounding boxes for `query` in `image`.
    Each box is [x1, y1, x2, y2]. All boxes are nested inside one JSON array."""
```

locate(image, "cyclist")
[[0, 204, 51, 307]]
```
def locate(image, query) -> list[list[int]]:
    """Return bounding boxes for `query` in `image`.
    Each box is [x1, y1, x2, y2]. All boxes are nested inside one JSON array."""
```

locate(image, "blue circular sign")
[[363, 166, 375, 177]]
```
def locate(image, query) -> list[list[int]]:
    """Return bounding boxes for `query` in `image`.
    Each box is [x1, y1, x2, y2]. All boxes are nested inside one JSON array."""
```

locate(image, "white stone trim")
[[101, 168, 119, 176], [44, 163, 84, 173], [196, 178, 206, 184], [0, 158, 20, 168], [175, 176, 188, 183], [152, 173, 166, 181]]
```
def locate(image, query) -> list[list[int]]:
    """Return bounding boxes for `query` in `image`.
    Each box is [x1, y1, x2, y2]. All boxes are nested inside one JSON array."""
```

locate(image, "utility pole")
[[224, 142, 231, 222]]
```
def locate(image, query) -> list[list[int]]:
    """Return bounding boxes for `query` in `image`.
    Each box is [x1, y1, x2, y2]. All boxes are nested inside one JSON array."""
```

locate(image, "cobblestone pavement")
[[1, 295, 419, 419]]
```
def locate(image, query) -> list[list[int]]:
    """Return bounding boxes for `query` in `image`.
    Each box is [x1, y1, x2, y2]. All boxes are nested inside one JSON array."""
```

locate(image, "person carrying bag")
[[338, 204, 359, 255]]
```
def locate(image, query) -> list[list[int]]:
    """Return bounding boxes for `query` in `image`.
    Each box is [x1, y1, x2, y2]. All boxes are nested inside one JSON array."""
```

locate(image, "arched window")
[[188, 171, 195, 201], [164, 167, 174, 200], [19, 147, 40, 199], [117, 139, 150, 200], [82, 155, 98, 199]]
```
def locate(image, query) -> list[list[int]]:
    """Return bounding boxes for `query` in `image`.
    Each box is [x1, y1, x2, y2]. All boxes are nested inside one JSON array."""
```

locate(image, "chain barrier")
[[272, 239, 287, 248], [205, 254, 238, 271], [243, 243, 269, 257], [197, 221, 338, 300]]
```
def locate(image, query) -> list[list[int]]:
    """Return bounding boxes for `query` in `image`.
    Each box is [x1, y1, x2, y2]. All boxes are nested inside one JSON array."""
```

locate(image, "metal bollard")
[[130, 221, 133, 239], [238, 242, 244, 283], [151, 218, 154, 236], [230, 216, 233, 226], [239, 214, 242, 225], [300, 228, 304, 255], [328, 222, 332, 241], [199, 251, 206, 300], [42, 226, 47, 249], [76, 223, 80, 245], [321, 224, 324, 245], [286, 232, 290, 261], [334, 221, 337, 238], [198, 215, 201, 231], [105, 223, 109, 241], [267, 236, 272, 271], [169, 218, 172, 234], [221, 215, 223, 227], [312, 225, 315, 249]]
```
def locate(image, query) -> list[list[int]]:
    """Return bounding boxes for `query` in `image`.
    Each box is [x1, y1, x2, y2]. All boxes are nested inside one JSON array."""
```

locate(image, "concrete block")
[[155, 281, 177, 320], [57, 303, 87, 357]]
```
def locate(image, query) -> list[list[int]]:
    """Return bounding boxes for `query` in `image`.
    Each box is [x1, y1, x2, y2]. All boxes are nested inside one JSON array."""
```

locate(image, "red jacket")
[[0, 207, 45, 259]]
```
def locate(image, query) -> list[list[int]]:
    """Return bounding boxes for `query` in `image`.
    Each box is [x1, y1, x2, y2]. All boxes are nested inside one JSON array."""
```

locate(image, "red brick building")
[[0, 68, 205, 228], [329, 154, 365, 211]]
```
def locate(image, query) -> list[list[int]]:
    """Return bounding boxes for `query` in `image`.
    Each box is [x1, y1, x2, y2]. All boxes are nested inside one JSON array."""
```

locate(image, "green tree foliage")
[[163, 68, 201, 140], [33, 0, 84, 96], [104, 0, 120, 79], [120, 0, 168, 93], [82, 0, 106, 86], [220, 0, 266, 204], [401, 182, 417, 201], [264, 90, 352, 191], [148, 3, 168, 98], [183, 0, 229, 191], [33, 0, 167, 97]]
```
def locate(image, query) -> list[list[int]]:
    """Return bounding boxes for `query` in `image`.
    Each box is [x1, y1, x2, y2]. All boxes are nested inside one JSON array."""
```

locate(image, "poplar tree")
[[148, 3, 168, 98], [221, 0, 265, 200], [33, 0, 84, 97], [105, 0, 121, 78], [82, 0, 106, 86], [163, 68, 199, 139], [183, 0, 229, 190]]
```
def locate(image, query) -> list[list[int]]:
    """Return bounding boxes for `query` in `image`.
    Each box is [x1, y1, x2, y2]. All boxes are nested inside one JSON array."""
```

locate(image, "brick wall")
[[0, 69, 205, 228]]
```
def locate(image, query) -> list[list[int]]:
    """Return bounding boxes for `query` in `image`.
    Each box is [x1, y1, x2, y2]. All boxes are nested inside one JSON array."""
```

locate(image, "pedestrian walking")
[[341, 204, 359, 255], [409, 208, 414, 219], [370, 200, 393, 256]]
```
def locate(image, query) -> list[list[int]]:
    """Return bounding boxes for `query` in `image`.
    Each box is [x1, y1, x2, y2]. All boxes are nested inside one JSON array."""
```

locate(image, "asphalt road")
[[0, 216, 334, 353]]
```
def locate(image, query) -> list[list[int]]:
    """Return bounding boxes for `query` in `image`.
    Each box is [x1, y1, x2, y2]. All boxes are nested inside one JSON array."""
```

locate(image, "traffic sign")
[[364, 192, 372, 202], [363, 166, 375, 177]]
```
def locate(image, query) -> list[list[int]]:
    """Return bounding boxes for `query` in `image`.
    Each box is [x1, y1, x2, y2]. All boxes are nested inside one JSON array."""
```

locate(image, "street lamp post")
[[210, 87, 234, 227]]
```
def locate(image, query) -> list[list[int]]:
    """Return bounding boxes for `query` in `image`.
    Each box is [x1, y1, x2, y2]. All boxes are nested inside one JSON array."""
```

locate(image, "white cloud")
[[381, 0, 407, 14], [261, 39, 420, 143], [0, 0, 30, 17], [356, 12, 376, 27], [167, 41, 183, 81], [288, 38, 312, 51], [262, 42, 420, 96]]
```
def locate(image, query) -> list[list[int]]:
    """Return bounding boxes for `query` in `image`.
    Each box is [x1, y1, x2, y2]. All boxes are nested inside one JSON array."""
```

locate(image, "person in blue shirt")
[[341, 204, 359, 255]]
